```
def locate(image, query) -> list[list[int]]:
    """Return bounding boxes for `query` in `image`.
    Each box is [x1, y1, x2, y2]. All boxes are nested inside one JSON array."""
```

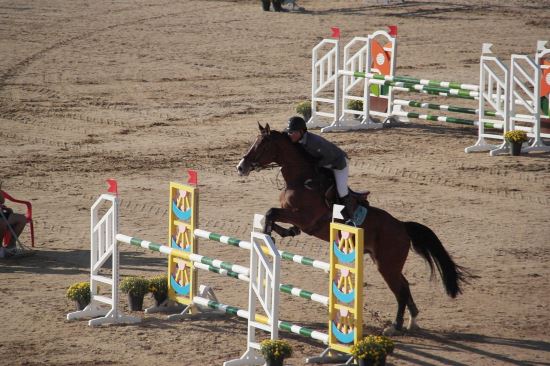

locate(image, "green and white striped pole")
[[356, 72, 480, 92], [116, 234, 250, 277], [117, 233, 330, 306], [193, 262, 250, 282], [393, 99, 499, 117], [195, 260, 329, 306], [367, 78, 479, 99], [193, 296, 330, 344], [390, 86, 475, 99], [340, 70, 479, 99], [392, 110, 504, 129], [194, 228, 330, 272]]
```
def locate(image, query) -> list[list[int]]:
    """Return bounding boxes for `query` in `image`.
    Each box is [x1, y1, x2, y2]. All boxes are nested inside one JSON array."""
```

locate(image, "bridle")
[[241, 134, 279, 172]]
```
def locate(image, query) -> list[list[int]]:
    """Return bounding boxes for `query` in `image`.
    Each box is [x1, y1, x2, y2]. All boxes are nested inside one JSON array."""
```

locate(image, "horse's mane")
[[269, 130, 318, 167]]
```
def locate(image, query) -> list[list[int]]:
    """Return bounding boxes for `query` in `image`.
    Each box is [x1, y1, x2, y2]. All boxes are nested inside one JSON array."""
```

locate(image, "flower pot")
[[127, 293, 144, 311], [153, 293, 168, 307], [272, 0, 283, 11], [74, 299, 89, 311], [509, 141, 522, 156], [357, 356, 386, 366], [266, 357, 284, 366]]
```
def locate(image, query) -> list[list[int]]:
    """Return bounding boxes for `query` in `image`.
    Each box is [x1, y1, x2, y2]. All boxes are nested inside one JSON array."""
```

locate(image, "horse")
[[236, 123, 469, 335]]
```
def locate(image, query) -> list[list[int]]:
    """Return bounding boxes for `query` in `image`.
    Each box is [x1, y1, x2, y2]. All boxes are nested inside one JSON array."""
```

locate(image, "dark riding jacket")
[[298, 132, 348, 170]]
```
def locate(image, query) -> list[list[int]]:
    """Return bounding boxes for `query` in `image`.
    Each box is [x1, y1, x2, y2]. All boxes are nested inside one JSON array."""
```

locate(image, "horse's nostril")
[[237, 158, 246, 174]]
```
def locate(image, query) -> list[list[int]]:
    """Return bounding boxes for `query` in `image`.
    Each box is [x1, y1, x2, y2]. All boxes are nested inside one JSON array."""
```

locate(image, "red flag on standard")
[[107, 179, 118, 195], [388, 25, 398, 37], [187, 169, 198, 186], [330, 27, 340, 39]]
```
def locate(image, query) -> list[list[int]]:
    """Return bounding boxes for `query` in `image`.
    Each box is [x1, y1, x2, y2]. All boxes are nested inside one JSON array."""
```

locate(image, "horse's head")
[[237, 123, 284, 176]]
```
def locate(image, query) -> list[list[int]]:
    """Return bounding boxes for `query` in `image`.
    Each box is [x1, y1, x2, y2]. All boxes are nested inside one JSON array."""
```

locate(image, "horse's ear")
[[265, 123, 271, 134], [258, 122, 265, 133]]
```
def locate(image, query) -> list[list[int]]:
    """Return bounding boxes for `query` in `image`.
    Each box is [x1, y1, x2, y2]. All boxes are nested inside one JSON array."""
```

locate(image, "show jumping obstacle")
[[308, 29, 550, 155], [67, 179, 365, 365]]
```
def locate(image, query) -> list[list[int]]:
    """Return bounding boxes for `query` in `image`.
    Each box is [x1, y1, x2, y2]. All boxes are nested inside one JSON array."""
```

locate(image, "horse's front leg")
[[271, 223, 301, 238], [263, 207, 311, 237], [263, 208, 275, 236]]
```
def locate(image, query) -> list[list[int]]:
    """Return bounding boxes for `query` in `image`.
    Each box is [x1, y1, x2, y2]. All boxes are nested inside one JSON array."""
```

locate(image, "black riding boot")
[[340, 194, 355, 221]]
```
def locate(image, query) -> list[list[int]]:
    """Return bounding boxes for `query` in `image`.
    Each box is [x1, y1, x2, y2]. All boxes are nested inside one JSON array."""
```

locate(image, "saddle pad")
[[351, 205, 368, 226]]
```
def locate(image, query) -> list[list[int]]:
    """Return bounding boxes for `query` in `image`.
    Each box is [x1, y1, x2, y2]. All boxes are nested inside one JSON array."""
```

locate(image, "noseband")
[[241, 135, 278, 172]]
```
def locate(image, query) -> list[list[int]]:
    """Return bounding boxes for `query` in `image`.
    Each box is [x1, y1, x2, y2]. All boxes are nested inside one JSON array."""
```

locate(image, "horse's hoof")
[[407, 317, 420, 331], [289, 226, 301, 236], [383, 324, 403, 336]]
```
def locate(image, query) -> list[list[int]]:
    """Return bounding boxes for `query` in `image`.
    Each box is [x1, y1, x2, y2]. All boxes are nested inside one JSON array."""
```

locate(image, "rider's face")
[[288, 130, 302, 143]]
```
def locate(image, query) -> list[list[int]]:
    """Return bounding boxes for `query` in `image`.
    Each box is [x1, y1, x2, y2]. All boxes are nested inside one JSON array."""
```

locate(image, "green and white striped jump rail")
[[392, 110, 504, 129], [196, 261, 329, 306], [394, 99, 499, 117], [116, 234, 250, 277], [279, 284, 329, 306], [118, 234, 330, 306], [194, 229, 330, 272], [193, 296, 329, 344], [371, 79, 478, 99], [193, 262, 250, 282], [391, 86, 478, 100], [356, 72, 480, 92], [342, 71, 479, 99]]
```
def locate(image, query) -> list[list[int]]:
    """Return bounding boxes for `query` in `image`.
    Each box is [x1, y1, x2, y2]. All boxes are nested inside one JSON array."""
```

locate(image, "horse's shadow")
[[391, 328, 550, 366]]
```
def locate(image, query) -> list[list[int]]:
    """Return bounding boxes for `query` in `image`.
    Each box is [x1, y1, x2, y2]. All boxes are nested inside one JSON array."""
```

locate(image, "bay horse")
[[237, 123, 468, 334]]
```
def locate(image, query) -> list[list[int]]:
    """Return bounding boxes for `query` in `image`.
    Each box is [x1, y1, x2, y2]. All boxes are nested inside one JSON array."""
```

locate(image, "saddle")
[[305, 168, 370, 209]]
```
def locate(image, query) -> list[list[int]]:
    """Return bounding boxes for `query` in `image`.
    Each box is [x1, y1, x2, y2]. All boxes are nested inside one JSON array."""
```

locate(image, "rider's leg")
[[333, 163, 353, 219]]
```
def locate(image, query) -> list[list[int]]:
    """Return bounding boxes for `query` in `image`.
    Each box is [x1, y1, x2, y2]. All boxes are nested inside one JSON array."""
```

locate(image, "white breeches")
[[332, 162, 349, 198]]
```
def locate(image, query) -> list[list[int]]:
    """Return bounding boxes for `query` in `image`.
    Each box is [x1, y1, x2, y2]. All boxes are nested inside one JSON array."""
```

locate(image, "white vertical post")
[[509, 51, 550, 153], [66, 194, 140, 326], [308, 39, 340, 129], [322, 30, 396, 132], [323, 37, 370, 131], [465, 43, 510, 155], [224, 216, 281, 366]]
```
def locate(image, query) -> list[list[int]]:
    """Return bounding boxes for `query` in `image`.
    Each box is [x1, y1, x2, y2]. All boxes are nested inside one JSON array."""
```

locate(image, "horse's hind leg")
[[378, 268, 415, 335], [403, 275, 420, 330]]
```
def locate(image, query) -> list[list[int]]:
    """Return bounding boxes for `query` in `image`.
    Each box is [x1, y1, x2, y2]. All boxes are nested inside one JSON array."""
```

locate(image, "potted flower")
[[66, 281, 92, 310], [148, 274, 168, 306], [295, 101, 312, 122], [504, 130, 528, 156], [350, 335, 394, 366], [120, 276, 150, 311], [262, 0, 283, 12], [260, 339, 292, 366], [347, 99, 363, 119]]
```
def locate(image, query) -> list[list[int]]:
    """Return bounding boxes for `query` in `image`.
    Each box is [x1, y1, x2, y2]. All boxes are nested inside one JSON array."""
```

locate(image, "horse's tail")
[[404, 221, 469, 298]]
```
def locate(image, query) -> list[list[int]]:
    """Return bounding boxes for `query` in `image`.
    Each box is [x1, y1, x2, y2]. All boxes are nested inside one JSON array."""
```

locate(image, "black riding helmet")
[[285, 116, 307, 133]]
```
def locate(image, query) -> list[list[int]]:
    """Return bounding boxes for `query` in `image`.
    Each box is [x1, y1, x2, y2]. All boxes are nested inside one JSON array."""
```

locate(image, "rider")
[[285, 116, 354, 220]]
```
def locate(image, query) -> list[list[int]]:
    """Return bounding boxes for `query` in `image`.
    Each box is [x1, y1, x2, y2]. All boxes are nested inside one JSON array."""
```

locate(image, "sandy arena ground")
[[1, 0, 549, 365]]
